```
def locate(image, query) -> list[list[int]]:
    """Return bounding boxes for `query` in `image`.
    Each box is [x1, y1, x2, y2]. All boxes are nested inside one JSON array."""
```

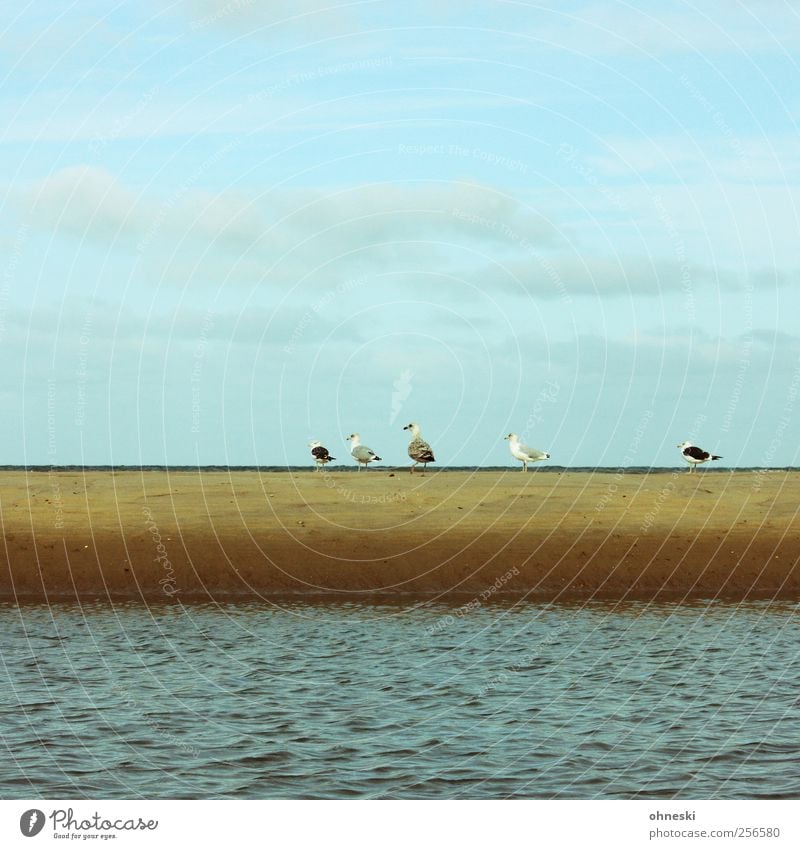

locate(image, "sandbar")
[[1, 469, 797, 603]]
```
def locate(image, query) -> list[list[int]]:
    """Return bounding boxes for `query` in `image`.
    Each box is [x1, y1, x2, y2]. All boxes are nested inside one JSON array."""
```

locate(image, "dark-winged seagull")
[[505, 433, 550, 471], [677, 441, 722, 472], [346, 433, 382, 471], [403, 422, 435, 474], [308, 440, 335, 471]]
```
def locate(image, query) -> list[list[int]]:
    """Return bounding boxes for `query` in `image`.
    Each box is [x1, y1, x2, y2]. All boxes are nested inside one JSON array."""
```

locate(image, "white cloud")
[[0, 10, 127, 74], [587, 135, 800, 182], [463, 252, 748, 301], [23, 165, 147, 244], [185, 0, 358, 39], [526, 1, 800, 57], [15, 166, 795, 307], [18, 168, 557, 270]]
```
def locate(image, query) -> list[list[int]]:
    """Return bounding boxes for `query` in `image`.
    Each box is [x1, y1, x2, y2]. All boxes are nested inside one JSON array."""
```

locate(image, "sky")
[[1, 0, 799, 467]]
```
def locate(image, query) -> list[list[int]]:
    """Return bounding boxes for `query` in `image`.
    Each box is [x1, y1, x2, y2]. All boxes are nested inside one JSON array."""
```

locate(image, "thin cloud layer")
[[185, 0, 358, 39], [2, 1, 798, 465], [524, 1, 800, 57]]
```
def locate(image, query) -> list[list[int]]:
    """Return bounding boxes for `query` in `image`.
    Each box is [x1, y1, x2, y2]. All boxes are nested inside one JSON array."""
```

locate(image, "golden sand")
[[1, 469, 797, 602]]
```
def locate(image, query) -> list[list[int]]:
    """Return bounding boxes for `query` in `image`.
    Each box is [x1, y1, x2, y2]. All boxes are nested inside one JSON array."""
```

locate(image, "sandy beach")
[[1, 468, 797, 602]]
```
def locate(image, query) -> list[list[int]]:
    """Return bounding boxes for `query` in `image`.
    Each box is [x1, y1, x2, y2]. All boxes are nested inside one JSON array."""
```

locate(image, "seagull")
[[346, 433, 382, 471], [308, 440, 335, 471], [677, 441, 722, 472], [505, 433, 550, 472], [403, 422, 435, 474]]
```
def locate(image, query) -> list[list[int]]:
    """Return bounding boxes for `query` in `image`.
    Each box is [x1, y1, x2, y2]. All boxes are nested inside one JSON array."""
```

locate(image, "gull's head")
[[346, 433, 359, 442], [308, 440, 321, 448], [505, 433, 518, 441], [403, 422, 419, 433], [677, 440, 691, 449]]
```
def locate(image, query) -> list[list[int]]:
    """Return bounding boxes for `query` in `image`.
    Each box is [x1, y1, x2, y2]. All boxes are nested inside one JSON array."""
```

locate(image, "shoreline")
[[1, 470, 798, 603], [2, 464, 796, 472]]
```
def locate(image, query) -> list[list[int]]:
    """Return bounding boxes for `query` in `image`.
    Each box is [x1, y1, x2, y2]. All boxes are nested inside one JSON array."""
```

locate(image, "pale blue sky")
[[2, 0, 798, 466]]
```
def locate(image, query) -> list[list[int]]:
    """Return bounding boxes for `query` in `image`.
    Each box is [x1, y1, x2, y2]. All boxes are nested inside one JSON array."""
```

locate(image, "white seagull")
[[505, 432, 550, 472], [346, 433, 382, 471], [403, 422, 435, 474], [308, 440, 335, 471], [677, 441, 722, 473]]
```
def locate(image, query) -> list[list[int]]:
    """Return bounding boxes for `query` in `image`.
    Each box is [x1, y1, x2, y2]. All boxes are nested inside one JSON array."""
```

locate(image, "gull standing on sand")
[[677, 441, 722, 472], [505, 433, 550, 472], [403, 422, 435, 474], [346, 433, 382, 471], [308, 440, 335, 470]]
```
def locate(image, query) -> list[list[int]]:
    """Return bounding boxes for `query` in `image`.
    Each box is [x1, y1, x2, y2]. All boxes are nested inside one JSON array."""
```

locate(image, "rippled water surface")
[[1, 599, 798, 799]]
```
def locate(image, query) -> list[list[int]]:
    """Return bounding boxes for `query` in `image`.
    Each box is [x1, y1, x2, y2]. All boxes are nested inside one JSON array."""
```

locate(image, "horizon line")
[[4, 465, 796, 473]]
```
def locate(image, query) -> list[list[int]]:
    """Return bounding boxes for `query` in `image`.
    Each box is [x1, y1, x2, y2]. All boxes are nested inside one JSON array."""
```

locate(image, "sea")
[[1, 598, 798, 799]]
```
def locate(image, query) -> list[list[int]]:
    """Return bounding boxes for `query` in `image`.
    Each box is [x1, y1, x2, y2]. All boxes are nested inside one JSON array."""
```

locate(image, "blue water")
[[1, 600, 798, 799]]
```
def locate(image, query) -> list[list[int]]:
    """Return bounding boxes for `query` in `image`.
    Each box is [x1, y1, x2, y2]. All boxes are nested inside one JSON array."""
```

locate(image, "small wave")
[[2, 600, 797, 799]]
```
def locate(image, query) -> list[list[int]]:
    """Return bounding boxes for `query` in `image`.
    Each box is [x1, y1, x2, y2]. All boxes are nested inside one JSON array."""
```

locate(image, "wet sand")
[[1, 469, 797, 602]]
